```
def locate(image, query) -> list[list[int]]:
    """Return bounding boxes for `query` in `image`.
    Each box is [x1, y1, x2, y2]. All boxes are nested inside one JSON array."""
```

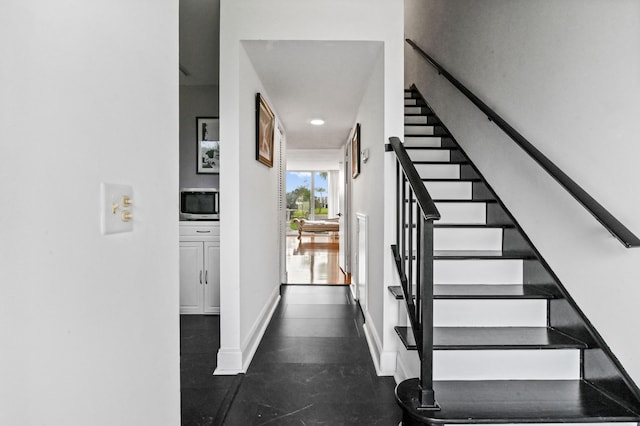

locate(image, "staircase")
[[391, 87, 640, 425]]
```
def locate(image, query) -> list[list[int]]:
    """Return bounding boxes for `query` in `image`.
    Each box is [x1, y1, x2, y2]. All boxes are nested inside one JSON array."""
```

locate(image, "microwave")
[[180, 188, 219, 220]]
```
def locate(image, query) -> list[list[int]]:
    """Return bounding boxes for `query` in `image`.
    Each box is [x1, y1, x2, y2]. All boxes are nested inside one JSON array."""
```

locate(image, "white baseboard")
[[363, 311, 396, 376], [213, 285, 280, 375], [214, 348, 243, 375], [241, 285, 281, 372]]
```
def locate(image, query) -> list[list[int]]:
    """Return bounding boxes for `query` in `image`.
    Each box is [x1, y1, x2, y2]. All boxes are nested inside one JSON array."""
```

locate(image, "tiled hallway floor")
[[222, 285, 402, 425], [181, 315, 235, 425]]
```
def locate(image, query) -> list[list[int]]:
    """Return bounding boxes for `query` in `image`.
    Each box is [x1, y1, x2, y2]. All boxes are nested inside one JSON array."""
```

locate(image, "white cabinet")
[[179, 222, 220, 314]]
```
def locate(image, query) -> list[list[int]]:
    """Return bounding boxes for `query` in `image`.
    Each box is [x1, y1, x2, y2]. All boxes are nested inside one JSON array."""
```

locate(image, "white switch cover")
[[101, 183, 133, 235]]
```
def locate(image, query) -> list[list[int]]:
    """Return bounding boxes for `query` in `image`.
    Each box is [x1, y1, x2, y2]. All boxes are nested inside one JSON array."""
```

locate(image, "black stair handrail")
[[390, 137, 440, 221], [406, 38, 640, 248], [389, 136, 440, 410]]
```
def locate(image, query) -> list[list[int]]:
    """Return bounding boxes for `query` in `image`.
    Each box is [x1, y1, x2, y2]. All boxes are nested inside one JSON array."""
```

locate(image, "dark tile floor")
[[223, 285, 402, 425], [181, 315, 235, 425], [181, 286, 401, 425]]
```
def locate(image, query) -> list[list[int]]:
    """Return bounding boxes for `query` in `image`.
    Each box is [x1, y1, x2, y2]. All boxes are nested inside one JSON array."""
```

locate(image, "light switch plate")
[[101, 183, 133, 235]]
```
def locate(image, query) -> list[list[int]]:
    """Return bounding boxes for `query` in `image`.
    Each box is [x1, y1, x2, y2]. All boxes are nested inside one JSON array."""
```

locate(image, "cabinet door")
[[180, 242, 204, 314], [203, 241, 220, 314]]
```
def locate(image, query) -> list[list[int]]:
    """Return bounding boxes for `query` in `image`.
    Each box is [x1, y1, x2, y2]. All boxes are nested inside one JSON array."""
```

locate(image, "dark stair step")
[[394, 326, 588, 350], [421, 178, 481, 182], [404, 111, 435, 116], [388, 284, 555, 300], [403, 250, 535, 261], [433, 250, 536, 259], [433, 224, 514, 229], [434, 284, 556, 299], [397, 379, 640, 424], [411, 159, 469, 164], [388, 285, 404, 299], [404, 224, 515, 230], [403, 135, 444, 140], [433, 199, 497, 204], [407, 147, 457, 151]]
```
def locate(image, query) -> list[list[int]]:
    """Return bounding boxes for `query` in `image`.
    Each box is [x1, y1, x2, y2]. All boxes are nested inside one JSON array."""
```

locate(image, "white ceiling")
[[243, 41, 383, 149], [179, 1, 383, 149]]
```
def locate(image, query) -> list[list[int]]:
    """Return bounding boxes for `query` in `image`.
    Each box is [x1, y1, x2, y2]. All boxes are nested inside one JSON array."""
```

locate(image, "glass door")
[[286, 171, 312, 235], [313, 172, 328, 220]]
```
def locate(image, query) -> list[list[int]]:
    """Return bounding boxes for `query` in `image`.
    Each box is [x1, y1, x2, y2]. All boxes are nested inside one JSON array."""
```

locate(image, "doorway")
[[284, 169, 348, 284]]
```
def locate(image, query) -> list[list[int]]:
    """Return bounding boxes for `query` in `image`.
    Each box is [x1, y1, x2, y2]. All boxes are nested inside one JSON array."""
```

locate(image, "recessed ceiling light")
[[310, 119, 325, 126]]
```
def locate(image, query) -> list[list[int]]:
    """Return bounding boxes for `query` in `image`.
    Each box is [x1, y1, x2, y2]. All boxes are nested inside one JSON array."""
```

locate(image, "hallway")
[[221, 285, 401, 424], [286, 235, 349, 285]]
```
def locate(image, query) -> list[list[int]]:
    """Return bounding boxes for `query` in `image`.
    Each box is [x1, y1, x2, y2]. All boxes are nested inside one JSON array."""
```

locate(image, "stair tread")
[[422, 178, 480, 182], [405, 224, 514, 229], [408, 147, 456, 151], [434, 199, 497, 203], [411, 157, 466, 161], [396, 379, 640, 422], [433, 224, 514, 229], [434, 284, 555, 299], [395, 326, 587, 350], [433, 250, 535, 259], [387, 285, 404, 299], [389, 284, 556, 300]]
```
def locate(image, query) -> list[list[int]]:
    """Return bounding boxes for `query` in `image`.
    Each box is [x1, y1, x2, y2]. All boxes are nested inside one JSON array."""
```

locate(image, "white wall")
[[238, 44, 284, 356], [0, 1, 180, 425], [405, 0, 640, 383], [218, 0, 404, 373], [349, 47, 387, 357], [180, 85, 220, 189], [287, 149, 341, 171]]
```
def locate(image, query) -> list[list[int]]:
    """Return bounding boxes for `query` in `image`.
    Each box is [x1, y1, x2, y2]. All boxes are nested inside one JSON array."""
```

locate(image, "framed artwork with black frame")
[[196, 117, 219, 174], [351, 123, 361, 179], [256, 93, 275, 168]]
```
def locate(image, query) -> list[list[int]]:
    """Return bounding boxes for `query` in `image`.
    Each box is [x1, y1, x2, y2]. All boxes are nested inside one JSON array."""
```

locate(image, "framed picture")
[[197, 117, 219, 174], [256, 93, 275, 168], [351, 123, 361, 179]]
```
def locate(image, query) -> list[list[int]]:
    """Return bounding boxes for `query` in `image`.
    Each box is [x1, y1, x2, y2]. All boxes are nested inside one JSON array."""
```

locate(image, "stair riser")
[[405, 116, 429, 124], [433, 228, 503, 251], [405, 106, 423, 114], [434, 259, 523, 284], [405, 98, 418, 106], [403, 227, 503, 251], [433, 349, 580, 380], [405, 125, 434, 135], [404, 136, 441, 147], [435, 202, 487, 225], [424, 181, 472, 200], [408, 150, 450, 162], [415, 163, 460, 179], [434, 299, 547, 327]]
